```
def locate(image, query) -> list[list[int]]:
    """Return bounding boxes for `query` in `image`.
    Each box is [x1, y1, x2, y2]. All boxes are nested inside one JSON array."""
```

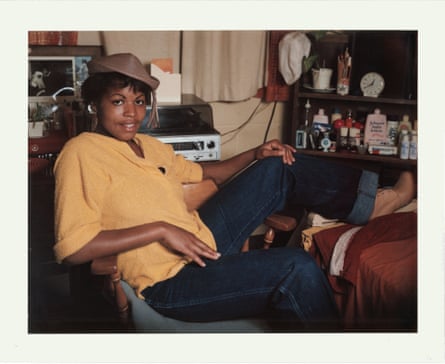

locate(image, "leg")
[[141, 247, 340, 330], [369, 170, 416, 220], [199, 154, 365, 254]]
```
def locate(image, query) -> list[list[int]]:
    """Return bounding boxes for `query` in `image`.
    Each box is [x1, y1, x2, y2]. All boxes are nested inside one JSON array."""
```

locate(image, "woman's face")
[[96, 85, 147, 141]]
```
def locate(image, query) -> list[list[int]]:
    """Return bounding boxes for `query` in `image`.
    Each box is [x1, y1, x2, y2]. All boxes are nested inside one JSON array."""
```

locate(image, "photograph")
[[28, 57, 75, 98]]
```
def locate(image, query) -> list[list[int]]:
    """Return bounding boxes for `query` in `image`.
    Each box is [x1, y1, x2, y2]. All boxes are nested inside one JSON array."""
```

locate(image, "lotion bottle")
[[409, 131, 417, 160], [399, 130, 410, 160], [313, 108, 329, 124], [364, 108, 387, 146], [398, 114, 412, 132]]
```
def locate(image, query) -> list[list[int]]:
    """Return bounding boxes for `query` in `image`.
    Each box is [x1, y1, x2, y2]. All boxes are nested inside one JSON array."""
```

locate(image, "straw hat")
[[88, 53, 160, 127]]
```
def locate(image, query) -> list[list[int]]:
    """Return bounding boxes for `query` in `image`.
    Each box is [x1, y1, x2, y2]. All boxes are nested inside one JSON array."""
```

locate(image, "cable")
[[220, 99, 267, 145], [263, 101, 277, 143]]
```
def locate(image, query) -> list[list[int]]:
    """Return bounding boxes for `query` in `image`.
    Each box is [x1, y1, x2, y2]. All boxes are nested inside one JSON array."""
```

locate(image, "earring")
[[87, 104, 96, 114]]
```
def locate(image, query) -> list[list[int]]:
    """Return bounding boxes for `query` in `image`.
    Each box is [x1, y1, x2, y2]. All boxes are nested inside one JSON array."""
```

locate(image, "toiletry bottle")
[[296, 99, 311, 149], [345, 109, 354, 128], [409, 130, 417, 160], [386, 114, 399, 146], [398, 114, 412, 132], [364, 108, 387, 146], [313, 108, 329, 124], [399, 130, 409, 160], [331, 108, 342, 124]]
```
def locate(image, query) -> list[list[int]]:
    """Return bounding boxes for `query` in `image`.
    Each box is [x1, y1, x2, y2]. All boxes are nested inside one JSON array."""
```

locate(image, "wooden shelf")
[[295, 149, 417, 168], [297, 90, 416, 106]]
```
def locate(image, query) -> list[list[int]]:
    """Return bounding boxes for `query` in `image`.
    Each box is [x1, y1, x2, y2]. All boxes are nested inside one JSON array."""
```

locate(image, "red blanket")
[[312, 212, 417, 287]]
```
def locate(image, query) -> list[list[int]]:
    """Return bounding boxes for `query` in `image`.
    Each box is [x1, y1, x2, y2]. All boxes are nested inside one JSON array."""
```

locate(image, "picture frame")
[[28, 55, 93, 103]]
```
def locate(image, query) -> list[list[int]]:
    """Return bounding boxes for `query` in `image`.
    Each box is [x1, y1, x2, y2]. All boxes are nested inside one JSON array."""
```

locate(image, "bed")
[[306, 209, 417, 331]]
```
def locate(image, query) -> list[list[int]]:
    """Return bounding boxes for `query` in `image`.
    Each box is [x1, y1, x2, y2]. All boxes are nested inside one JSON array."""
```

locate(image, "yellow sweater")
[[53, 132, 216, 297]]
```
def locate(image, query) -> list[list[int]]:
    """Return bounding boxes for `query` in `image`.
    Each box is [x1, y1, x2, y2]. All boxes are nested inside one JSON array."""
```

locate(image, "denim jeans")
[[142, 154, 378, 329]]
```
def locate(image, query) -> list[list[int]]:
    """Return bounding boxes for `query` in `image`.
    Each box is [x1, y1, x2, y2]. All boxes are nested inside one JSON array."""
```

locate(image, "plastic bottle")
[[409, 131, 417, 160], [313, 108, 329, 124], [399, 130, 409, 160], [386, 114, 399, 146], [364, 108, 387, 146], [296, 99, 311, 149], [344, 109, 354, 128], [398, 114, 412, 132], [331, 108, 342, 124]]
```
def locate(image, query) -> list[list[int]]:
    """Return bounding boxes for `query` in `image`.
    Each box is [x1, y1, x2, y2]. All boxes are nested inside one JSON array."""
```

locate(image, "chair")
[[83, 179, 298, 332]]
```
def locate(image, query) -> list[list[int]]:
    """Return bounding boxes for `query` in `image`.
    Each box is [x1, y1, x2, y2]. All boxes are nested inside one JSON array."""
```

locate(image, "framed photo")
[[28, 55, 93, 104]]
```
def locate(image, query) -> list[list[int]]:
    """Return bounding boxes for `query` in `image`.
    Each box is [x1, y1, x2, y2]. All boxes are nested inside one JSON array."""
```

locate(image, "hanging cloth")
[[181, 31, 267, 102]]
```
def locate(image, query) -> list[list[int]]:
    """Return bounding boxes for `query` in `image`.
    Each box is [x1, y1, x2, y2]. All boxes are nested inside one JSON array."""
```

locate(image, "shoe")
[[369, 171, 416, 220]]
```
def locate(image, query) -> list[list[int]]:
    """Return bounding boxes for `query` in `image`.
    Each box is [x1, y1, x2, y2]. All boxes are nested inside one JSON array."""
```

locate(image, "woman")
[[53, 53, 415, 330]]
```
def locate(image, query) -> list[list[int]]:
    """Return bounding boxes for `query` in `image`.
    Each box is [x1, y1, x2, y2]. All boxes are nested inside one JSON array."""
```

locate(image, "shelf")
[[295, 149, 417, 168], [297, 91, 416, 106]]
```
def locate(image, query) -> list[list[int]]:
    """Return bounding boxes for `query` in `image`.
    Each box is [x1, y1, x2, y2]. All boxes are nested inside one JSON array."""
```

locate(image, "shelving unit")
[[288, 30, 417, 170]]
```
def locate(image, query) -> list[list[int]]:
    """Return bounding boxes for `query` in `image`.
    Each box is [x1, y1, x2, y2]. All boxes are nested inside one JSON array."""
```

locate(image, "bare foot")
[[369, 171, 416, 220]]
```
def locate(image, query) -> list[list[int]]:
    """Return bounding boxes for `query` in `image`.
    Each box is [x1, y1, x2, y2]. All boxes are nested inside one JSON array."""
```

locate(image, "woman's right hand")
[[159, 223, 221, 267]]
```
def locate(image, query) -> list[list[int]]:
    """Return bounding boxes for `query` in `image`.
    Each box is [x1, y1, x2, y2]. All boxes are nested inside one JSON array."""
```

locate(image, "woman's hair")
[[81, 72, 151, 106]]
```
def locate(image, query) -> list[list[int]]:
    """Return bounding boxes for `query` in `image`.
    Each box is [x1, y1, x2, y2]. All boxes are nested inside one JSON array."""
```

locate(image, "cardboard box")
[[150, 59, 181, 103]]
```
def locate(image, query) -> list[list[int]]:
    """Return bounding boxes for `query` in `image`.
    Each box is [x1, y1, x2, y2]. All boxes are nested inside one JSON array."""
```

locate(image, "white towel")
[[329, 226, 363, 276]]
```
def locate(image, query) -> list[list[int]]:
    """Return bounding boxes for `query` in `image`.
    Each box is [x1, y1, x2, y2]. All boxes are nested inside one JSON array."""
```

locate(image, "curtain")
[[181, 31, 267, 102]]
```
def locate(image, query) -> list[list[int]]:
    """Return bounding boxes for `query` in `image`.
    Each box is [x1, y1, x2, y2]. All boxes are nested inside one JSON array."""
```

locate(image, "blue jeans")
[[142, 154, 378, 329]]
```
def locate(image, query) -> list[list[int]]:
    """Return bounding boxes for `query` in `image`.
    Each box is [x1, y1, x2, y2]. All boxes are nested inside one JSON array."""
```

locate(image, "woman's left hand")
[[255, 139, 296, 165]]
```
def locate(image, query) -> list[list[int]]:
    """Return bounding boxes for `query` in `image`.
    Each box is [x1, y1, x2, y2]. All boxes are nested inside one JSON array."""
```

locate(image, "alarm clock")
[[360, 72, 385, 97]]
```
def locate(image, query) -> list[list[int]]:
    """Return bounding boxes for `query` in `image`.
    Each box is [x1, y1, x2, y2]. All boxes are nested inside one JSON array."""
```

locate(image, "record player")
[[138, 94, 221, 161]]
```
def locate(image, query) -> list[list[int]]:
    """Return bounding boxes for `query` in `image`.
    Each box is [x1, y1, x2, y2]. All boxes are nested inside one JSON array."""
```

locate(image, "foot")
[[369, 171, 416, 220]]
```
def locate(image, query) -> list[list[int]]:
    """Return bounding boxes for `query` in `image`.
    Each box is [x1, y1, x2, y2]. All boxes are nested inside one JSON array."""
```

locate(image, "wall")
[[77, 31, 287, 159]]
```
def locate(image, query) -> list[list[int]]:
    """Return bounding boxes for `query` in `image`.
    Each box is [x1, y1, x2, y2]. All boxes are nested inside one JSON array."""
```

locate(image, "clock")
[[360, 72, 385, 97]]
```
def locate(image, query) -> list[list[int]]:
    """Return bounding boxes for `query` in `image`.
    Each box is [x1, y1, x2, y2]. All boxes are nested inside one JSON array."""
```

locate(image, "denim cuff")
[[345, 170, 379, 225]]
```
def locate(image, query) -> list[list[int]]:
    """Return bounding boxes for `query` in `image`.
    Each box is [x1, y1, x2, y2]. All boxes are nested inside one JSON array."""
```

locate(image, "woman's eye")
[[135, 98, 146, 106], [112, 99, 124, 106]]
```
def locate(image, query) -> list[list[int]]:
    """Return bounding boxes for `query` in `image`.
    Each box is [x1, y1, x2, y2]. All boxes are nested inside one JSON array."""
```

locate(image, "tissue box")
[[150, 59, 181, 103]]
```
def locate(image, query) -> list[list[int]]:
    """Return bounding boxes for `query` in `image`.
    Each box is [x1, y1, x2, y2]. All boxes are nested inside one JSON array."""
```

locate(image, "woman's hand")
[[159, 223, 221, 267], [255, 139, 296, 165]]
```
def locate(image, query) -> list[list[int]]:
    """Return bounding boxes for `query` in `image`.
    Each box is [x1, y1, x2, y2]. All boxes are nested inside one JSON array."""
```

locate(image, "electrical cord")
[[220, 99, 274, 145], [263, 100, 277, 143]]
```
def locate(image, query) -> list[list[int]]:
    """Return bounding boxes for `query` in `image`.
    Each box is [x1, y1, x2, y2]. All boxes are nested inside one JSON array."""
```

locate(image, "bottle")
[[313, 108, 329, 124], [296, 120, 308, 149], [344, 109, 354, 128], [386, 114, 399, 146], [409, 131, 417, 160], [364, 108, 387, 146], [331, 108, 342, 124], [398, 114, 412, 133], [296, 99, 311, 149], [399, 130, 409, 160]]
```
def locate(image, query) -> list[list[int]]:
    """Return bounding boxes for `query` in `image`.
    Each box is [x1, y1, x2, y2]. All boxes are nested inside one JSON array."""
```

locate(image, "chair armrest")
[[90, 255, 129, 320], [91, 255, 118, 276], [264, 213, 298, 231]]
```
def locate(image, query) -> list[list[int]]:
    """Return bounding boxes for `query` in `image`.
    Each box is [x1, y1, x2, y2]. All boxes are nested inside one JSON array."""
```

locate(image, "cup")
[[312, 68, 332, 90]]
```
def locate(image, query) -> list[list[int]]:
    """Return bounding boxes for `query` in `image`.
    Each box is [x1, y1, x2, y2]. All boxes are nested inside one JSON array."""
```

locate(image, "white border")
[[1, 1, 444, 363]]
